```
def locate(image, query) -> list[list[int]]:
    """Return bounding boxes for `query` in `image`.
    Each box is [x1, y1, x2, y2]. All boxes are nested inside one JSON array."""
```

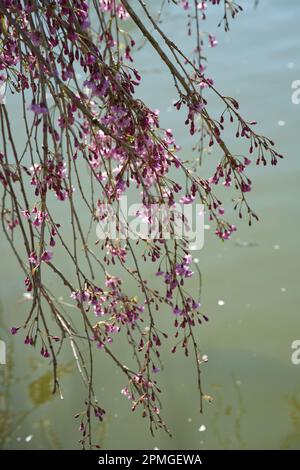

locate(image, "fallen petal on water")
[[23, 292, 33, 300], [203, 394, 213, 403]]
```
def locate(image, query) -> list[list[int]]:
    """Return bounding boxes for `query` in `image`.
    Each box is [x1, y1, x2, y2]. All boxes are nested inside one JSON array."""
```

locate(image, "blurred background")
[[1, 0, 300, 449]]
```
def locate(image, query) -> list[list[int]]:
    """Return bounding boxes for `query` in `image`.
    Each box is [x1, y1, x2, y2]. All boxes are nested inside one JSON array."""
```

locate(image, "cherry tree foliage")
[[0, 0, 281, 448]]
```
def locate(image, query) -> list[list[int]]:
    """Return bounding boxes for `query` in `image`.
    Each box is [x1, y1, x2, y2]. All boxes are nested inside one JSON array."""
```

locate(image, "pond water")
[[0, 0, 300, 450]]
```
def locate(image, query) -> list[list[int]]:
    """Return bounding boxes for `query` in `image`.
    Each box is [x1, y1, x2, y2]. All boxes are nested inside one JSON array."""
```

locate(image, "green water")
[[1, 0, 300, 449]]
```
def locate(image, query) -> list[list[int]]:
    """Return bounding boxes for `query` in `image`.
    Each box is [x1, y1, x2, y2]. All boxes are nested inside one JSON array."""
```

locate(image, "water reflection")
[[210, 376, 246, 449], [0, 304, 73, 449], [29, 363, 73, 407], [280, 390, 300, 449], [0, 337, 31, 448]]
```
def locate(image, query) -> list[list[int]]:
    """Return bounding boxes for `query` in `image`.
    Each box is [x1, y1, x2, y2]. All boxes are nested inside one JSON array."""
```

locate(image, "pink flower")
[[116, 5, 129, 20], [197, 1, 207, 11], [10, 327, 20, 335], [173, 305, 182, 315], [183, 254, 193, 265], [105, 275, 121, 289], [199, 77, 213, 90], [41, 250, 53, 263], [155, 270, 164, 276], [208, 35, 218, 48], [28, 251, 38, 265], [29, 103, 48, 114], [179, 195, 195, 205], [21, 210, 31, 219], [28, 31, 42, 46], [241, 182, 252, 193], [41, 347, 50, 358], [56, 189, 68, 201], [181, 0, 190, 10]]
